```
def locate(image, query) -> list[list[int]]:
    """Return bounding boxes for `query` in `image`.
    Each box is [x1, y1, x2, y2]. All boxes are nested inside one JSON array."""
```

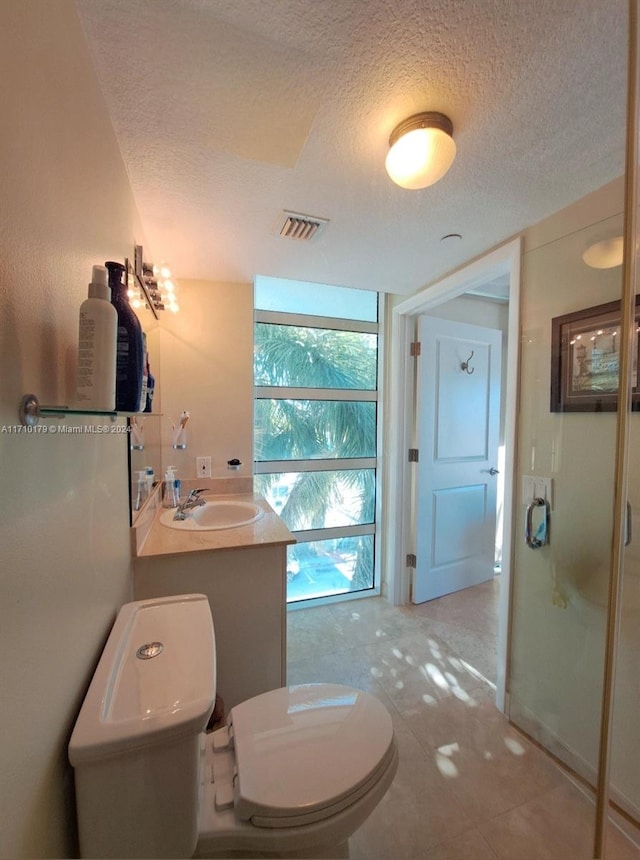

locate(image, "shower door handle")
[[525, 497, 550, 549]]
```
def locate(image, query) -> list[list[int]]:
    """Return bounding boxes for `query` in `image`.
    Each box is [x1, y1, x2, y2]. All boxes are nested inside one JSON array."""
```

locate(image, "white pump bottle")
[[76, 265, 118, 410]]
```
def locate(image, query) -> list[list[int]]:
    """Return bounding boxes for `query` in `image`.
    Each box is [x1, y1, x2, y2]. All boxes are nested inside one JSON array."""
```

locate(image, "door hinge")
[[410, 341, 421, 357], [503, 690, 511, 715], [408, 448, 419, 462], [406, 553, 417, 568]]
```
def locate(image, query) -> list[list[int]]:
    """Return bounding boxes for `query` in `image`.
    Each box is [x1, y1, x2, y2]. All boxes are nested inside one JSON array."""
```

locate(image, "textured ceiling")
[[75, 0, 627, 295]]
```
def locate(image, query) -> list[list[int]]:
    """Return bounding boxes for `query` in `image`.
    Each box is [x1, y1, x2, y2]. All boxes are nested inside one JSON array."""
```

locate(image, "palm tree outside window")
[[254, 276, 381, 605]]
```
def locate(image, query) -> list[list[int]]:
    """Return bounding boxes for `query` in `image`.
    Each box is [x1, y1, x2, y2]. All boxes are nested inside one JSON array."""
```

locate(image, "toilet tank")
[[69, 594, 216, 859]]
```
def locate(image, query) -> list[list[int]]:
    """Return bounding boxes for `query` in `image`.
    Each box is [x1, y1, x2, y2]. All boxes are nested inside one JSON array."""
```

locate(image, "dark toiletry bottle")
[[139, 332, 148, 412], [144, 349, 155, 412], [106, 261, 144, 412]]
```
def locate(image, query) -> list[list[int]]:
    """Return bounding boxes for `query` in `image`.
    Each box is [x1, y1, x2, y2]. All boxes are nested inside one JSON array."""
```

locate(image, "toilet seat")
[[68, 595, 398, 860], [207, 683, 395, 829], [196, 682, 398, 857]]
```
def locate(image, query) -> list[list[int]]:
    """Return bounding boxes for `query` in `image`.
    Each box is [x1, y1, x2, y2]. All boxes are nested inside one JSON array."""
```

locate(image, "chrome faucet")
[[173, 488, 207, 520]]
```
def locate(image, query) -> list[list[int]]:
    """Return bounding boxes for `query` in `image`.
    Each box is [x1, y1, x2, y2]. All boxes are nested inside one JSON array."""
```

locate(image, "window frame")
[[254, 298, 384, 608]]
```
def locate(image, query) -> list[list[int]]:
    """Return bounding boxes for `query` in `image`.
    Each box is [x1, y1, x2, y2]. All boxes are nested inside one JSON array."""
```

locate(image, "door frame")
[[386, 237, 522, 712]]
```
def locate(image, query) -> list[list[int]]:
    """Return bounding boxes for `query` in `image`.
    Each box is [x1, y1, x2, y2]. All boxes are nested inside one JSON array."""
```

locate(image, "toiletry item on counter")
[[162, 467, 175, 508], [144, 466, 154, 495], [106, 261, 144, 412], [162, 467, 180, 508], [134, 470, 149, 511], [129, 415, 144, 450], [172, 411, 189, 448], [76, 265, 117, 410]]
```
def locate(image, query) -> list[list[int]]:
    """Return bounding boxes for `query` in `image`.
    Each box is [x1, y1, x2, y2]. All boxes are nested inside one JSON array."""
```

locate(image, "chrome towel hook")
[[460, 351, 475, 374]]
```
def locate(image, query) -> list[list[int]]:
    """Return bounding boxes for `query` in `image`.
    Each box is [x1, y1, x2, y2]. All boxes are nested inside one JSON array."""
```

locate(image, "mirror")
[[129, 322, 162, 523], [124, 258, 163, 525], [124, 249, 181, 524]]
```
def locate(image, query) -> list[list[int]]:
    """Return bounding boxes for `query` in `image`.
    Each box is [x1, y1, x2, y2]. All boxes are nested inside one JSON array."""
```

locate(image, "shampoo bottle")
[[76, 265, 117, 410], [106, 261, 144, 412]]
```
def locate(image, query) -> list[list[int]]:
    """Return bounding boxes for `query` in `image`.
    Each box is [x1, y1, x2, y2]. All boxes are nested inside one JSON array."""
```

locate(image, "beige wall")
[[157, 278, 254, 482], [0, 2, 146, 856]]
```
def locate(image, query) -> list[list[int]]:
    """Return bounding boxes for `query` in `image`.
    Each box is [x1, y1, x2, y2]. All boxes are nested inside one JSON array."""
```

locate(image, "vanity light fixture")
[[385, 112, 456, 190], [581, 236, 624, 269], [130, 244, 180, 314], [142, 262, 180, 313]]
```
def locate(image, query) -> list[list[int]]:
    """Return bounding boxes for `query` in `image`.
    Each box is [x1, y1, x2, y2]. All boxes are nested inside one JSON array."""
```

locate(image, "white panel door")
[[413, 316, 502, 603]]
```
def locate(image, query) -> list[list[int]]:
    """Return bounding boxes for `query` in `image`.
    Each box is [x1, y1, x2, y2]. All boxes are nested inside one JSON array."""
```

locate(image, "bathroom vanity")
[[132, 492, 295, 712]]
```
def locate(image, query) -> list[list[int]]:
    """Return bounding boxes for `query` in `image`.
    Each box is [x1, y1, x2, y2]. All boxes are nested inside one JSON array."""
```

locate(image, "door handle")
[[481, 467, 500, 476], [525, 497, 550, 549], [625, 501, 632, 547]]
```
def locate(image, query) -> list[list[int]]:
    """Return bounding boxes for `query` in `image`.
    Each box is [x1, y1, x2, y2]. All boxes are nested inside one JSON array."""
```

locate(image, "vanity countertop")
[[133, 493, 296, 558]]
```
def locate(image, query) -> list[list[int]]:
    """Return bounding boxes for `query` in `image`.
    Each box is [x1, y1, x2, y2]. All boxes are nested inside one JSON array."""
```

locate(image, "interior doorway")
[[413, 314, 504, 604], [386, 237, 521, 712]]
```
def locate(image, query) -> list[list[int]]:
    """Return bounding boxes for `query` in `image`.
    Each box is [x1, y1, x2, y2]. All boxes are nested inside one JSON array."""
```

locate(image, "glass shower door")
[[508, 5, 640, 851], [606, 2, 640, 852], [508, 207, 625, 856]]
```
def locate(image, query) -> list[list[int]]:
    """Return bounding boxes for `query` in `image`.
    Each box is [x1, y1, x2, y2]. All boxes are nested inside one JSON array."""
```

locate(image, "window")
[[254, 277, 380, 605]]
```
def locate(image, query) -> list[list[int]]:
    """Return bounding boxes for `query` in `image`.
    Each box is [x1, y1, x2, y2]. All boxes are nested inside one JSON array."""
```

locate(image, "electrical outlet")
[[196, 456, 211, 478]]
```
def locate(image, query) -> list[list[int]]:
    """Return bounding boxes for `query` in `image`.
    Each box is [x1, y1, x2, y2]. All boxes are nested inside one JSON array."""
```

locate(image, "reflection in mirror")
[[128, 325, 162, 524], [133, 244, 181, 314]]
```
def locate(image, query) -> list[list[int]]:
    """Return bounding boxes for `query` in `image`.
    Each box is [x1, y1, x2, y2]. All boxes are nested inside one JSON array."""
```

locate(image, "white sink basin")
[[160, 499, 264, 531]]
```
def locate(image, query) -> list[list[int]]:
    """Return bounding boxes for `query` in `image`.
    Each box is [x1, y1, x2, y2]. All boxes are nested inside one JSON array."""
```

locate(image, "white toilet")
[[68, 593, 398, 859]]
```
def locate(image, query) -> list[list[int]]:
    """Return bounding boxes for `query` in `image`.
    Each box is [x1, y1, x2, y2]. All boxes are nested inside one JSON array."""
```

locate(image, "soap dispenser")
[[163, 467, 179, 508]]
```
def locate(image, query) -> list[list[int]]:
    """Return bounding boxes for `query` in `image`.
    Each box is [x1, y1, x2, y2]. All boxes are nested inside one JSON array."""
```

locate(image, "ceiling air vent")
[[279, 211, 328, 241]]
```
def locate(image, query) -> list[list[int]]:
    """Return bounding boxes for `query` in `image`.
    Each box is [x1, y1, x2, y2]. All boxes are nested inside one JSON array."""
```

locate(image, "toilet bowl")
[[68, 594, 398, 859]]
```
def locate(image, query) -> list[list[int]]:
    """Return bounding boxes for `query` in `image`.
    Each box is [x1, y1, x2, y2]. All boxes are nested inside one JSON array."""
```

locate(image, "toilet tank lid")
[[69, 594, 216, 765]]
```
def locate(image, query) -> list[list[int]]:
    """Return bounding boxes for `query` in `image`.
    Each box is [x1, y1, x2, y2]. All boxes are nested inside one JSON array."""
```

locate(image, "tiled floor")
[[287, 579, 640, 860]]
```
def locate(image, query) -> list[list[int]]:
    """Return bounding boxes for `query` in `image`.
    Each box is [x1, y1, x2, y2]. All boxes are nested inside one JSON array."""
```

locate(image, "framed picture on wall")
[[550, 298, 640, 412]]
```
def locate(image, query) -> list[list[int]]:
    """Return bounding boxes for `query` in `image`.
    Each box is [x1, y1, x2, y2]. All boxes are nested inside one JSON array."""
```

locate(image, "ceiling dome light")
[[582, 236, 624, 269], [385, 112, 456, 190]]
